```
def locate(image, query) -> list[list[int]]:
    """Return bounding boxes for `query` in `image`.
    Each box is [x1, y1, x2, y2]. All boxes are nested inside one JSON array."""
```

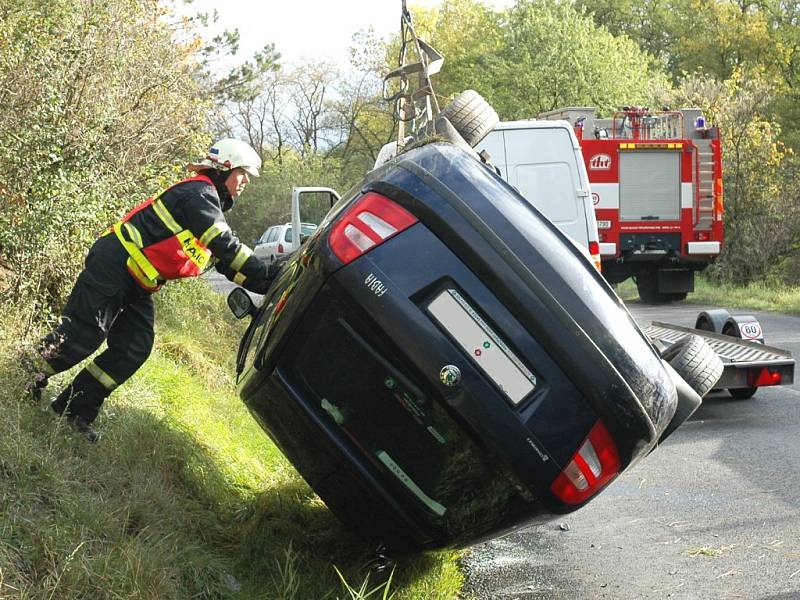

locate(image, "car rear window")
[[284, 224, 317, 243], [285, 293, 534, 537]]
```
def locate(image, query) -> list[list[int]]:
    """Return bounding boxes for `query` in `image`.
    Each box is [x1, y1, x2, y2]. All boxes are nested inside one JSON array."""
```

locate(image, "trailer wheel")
[[695, 309, 731, 333], [439, 90, 499, 148], [660, 334, 724, 397]]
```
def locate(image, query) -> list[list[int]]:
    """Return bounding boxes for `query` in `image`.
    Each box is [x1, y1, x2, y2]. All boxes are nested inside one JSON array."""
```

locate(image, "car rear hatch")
[[242, 143, 678, 550]]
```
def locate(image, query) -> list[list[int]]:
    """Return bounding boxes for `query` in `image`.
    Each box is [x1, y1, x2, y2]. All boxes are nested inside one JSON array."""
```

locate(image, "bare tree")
[[286, 60, 338, 157]]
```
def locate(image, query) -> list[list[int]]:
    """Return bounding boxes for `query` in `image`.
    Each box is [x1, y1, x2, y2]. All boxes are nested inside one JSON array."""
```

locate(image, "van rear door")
[[504, 127, 589, 247]]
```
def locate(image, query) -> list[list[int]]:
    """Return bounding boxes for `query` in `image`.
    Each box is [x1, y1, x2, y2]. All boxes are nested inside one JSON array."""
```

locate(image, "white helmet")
[[189, 138, 262, 177]]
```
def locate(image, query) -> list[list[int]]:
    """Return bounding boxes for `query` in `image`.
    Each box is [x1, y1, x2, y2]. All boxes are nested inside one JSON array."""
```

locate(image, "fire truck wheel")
[[440, 90, 499, 148], [666, 292, 688, 302], [660, 334, 724, 397], [635, 274, 665, 303]]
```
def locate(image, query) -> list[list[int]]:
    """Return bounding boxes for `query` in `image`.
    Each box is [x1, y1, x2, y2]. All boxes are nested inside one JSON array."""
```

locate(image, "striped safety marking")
[[230, 246, 253, 271], [86, 362, 118, 391]]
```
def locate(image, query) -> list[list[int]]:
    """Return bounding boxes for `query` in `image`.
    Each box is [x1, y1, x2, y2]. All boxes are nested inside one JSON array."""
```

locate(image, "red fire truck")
[[540, 106, 724, 302]]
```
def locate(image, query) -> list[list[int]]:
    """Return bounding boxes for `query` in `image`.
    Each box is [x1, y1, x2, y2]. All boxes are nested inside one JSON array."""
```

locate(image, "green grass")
[[0, 279, 463, 599], [615, 275, 800, 314]]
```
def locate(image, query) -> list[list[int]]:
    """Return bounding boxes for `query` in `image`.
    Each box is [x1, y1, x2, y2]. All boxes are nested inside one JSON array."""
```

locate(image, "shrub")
[[0, 0, 210, 314]]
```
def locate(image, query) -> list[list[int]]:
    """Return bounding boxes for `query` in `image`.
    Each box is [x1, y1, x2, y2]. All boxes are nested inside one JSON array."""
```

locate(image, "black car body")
[[233, 142, 687, 553]]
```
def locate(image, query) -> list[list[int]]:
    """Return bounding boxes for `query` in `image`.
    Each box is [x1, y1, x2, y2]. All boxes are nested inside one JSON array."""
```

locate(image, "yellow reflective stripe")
[[86, 361, 118, 390], [126, 258, 160, 290], [123, 222, 144, 248], [233, 272, 247, 285], [152, 198, 182, 235], [199, 222, 230, 246], [230, 246, 253, 271], [114, 224, 161, 281]]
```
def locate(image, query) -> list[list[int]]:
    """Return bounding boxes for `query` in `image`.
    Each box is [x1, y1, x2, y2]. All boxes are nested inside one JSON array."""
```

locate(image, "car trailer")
[[642, 309, 795, 399]]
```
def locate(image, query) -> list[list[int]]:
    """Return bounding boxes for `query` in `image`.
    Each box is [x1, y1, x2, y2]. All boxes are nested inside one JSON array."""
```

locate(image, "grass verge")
[[0, 278, 463, 599], [615, 275, 800, 314]]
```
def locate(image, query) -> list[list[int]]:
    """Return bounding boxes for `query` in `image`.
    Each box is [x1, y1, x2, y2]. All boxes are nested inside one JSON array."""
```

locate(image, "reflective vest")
[[111, 174, 222, 292]]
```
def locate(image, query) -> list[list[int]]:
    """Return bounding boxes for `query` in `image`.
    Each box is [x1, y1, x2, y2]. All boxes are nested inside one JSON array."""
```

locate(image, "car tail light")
[[748, 367, 781, 387], [550, 420, 621, 505], [329, 192, 418, 265], [588, 241, 602, 273], [278, 243, 284, 254]]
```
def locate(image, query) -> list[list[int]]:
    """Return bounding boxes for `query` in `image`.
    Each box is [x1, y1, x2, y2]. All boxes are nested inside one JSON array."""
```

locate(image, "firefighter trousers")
[[42, 235, 155, 423]]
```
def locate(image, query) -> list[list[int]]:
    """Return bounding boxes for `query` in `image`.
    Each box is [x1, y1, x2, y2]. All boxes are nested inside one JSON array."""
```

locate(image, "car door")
[[291, 187, 341, 252]]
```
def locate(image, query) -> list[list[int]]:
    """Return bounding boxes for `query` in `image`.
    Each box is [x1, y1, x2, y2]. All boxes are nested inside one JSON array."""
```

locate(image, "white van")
[[475, 120, 601, 270]]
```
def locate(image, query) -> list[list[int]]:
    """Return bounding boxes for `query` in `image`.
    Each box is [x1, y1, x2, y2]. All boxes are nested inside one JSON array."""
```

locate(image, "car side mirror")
[[300, 233, 310, 245], [227, 288, 256, 319]]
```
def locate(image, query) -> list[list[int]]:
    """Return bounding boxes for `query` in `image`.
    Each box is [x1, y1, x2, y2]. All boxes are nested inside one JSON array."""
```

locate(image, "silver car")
[[254, 222, 317, 263]]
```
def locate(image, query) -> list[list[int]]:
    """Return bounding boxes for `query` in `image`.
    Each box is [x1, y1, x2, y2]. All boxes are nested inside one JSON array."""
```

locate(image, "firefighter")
[[24, 139, 279, 442]]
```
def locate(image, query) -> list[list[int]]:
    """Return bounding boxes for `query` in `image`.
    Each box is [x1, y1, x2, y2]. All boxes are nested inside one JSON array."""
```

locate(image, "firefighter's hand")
[[267, 256, 289, 280]]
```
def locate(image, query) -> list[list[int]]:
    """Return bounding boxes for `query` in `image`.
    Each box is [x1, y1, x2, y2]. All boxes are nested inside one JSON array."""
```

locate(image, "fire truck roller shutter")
[[619, 151, 681, 221]]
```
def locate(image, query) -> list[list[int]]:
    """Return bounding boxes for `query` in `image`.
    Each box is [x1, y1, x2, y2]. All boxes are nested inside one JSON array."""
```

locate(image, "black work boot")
[[50, 386, 101, 443], [67, 415, 101, 444]]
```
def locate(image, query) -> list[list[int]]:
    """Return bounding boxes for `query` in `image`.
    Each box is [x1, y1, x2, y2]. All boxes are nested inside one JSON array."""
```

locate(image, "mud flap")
[[657, 268, 693, 294]]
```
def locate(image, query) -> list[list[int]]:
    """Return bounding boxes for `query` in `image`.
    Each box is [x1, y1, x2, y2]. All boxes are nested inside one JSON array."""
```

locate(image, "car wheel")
[[439, 90, 499, 148], [660, 334, 723, 397]]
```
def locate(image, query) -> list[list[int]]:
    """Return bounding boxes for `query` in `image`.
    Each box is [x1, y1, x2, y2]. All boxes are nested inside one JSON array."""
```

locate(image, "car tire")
[[439, 90, 499, 148], [660, 334, 723, 397]]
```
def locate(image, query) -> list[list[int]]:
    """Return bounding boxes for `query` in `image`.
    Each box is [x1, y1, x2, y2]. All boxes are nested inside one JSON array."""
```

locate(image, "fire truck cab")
[[540, 106, 723, 303]]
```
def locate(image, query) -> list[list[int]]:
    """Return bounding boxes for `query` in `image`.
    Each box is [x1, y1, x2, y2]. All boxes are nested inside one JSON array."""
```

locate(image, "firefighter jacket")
[[110, 174, 273, 294]]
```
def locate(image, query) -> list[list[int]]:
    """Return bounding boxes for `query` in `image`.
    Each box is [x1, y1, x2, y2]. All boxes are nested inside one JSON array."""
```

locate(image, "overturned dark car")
[[227, 136, 712, 554]]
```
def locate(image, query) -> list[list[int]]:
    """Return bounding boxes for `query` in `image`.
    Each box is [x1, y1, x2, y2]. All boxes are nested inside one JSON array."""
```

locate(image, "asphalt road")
[[462, 300, 800, 600], [203, 270, 260, 300]]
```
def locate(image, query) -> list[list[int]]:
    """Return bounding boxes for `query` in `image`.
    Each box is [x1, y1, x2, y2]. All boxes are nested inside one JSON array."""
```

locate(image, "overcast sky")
[[177, 0, 513, 70]]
